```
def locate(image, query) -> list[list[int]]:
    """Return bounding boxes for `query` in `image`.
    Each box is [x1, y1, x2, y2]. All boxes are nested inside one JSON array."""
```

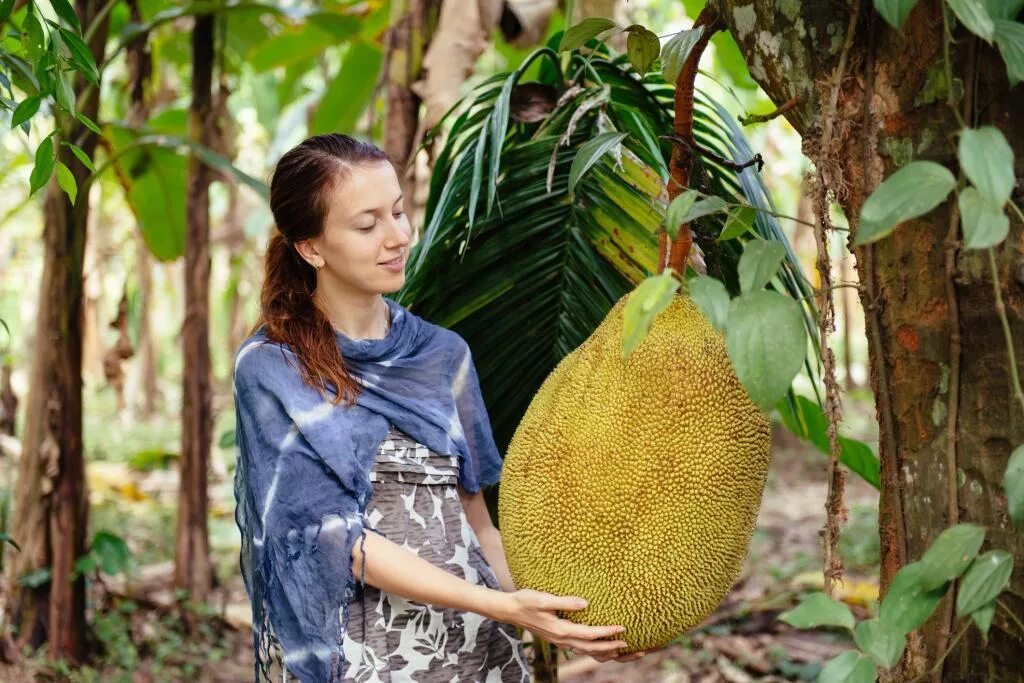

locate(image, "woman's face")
[[308, 160, 412, 295]]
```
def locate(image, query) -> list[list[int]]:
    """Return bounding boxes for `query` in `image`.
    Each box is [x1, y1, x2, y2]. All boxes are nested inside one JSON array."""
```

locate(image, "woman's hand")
[[496, 589, 630, 658]]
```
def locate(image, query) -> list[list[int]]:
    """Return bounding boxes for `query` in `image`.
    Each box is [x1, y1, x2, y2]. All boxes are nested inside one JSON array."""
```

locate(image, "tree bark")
[[718, 0, 1023, 678], [173, 12, 216, 606], [4, 0, 110, 662]]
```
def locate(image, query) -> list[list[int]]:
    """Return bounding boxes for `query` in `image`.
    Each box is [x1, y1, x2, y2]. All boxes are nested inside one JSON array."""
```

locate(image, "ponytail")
[[255, 231, 362, 407]]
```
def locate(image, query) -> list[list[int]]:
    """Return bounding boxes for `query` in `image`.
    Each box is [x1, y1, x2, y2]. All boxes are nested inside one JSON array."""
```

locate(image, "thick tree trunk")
[[4, 0, 110, 661], [173, 12, 215, 605], [719, 0, 1023, 679]]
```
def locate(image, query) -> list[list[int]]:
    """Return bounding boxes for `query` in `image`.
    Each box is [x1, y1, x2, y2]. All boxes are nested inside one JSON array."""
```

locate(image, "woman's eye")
[[393, 210, 405, 218]]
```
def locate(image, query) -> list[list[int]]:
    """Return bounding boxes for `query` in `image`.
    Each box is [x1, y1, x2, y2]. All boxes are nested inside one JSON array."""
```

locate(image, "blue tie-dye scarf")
[[232, 297, 504, 682]]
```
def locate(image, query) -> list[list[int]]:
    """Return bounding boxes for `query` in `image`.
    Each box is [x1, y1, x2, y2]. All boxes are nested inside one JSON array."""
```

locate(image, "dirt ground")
[[3, 424, 880, 682]]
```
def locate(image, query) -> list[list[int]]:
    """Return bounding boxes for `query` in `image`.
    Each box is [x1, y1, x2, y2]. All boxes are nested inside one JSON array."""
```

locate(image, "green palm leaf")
[[397, 45, 816, 455]]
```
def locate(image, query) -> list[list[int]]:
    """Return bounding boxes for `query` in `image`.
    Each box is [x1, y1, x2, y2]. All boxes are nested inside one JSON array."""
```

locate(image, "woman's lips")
[[379, 256, 405, 272]]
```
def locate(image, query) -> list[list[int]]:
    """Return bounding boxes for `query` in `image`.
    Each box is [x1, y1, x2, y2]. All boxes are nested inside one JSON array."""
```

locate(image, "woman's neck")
[[314, 288, 390, 340]]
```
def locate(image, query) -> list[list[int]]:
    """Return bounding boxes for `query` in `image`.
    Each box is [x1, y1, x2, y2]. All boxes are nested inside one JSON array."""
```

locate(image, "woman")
[[233, 134, 645, 682]]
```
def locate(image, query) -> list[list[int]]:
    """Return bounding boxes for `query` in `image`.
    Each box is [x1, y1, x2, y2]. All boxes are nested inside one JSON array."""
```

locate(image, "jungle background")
[[0, 0, 1021, 681]]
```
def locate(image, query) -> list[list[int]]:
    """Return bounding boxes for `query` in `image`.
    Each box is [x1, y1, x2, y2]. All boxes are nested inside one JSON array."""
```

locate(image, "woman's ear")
[[293, 238, 322, 269]]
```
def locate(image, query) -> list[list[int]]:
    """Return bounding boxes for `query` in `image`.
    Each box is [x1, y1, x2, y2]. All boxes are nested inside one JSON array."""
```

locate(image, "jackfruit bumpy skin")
[[498, 293, 772, 653]]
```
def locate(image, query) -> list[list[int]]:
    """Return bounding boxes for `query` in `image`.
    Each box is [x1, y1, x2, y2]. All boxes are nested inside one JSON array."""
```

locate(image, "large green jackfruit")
[[498, 292, 772, 653]]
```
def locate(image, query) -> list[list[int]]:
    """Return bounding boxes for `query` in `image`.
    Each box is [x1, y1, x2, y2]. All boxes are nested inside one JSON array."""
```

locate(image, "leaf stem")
[[997, 599, 1024, 637], [987, 248, 1024, 418], [907, 622, 972, 683], [941, 3, 967, 129]]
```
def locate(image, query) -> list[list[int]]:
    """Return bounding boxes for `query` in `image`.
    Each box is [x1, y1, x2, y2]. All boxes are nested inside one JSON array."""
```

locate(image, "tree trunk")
[[719, 0, 1024, 678], [4, 0, 110, 661], [173, 12, 215, 606], [385, 0, 425, 203]]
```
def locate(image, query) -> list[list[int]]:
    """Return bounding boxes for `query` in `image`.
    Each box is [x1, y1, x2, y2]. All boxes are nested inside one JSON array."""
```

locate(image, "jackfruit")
[[498, 292, 772, 653]]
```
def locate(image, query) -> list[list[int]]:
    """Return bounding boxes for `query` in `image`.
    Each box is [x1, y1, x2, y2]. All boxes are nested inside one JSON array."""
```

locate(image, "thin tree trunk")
[[4, 0, 110, 660], [719, 1, 1023, 678], [133, 239, 160, 418], [124, 0, 159, 420], [173, 11, 215, 606]]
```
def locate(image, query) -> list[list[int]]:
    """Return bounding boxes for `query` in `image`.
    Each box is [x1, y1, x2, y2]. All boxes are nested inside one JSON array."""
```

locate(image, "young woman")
[[233, 134, 646, 682]]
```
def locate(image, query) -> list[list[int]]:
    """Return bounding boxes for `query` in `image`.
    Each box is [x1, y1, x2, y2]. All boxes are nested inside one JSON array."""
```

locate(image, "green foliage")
[[558, 17, 616, 51], [775, 395, 881, 489], [946, 0, 995, 41], [955, 550, 1014, 616], [74, 530, 132, 578], [874, 0, 919, 29], [660, 27, 705, 84], [818, 651, 877, 683], [854, 618, 906, 668], [726, 289, 806, 411], [958, 187, 1009, 248], [311, 41, 383, 136], [779, 592, 855, 631], [878, 561, 947, 634], [993, 19, 1024, 85], [1006, 444, 1024, 530], [624, 24, 660, 75], [854, 161, 956, 245], [917, 523, 986, 590], [687, 276, 729, 332], [621, 269, 680, 359], [568, 131, 629, 198], [737, 239, 786, 294]]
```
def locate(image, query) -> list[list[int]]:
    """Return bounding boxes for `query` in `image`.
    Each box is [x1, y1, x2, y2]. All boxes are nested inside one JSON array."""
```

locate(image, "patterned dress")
[[275, 424, 530, 683]]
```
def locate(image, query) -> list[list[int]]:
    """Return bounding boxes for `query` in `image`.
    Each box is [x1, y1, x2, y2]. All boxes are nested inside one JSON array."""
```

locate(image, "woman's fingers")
[[540, 594, 589, 612], [560, 621, 626, 641], [559, 637, 628, 655]]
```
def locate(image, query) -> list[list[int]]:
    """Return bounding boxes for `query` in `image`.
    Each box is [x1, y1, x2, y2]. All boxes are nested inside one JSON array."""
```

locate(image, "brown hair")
[[255, 133, 390, 407]]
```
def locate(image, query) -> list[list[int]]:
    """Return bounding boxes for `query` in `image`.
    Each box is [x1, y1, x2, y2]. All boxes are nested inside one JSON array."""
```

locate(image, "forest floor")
[[1, 389, 881, 682]]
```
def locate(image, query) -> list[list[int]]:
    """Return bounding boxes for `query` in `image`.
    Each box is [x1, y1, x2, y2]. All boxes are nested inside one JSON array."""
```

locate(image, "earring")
[[312, 258, 324, 270]]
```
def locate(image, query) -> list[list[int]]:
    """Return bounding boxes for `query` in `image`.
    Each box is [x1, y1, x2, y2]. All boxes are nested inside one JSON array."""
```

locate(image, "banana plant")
[[396, 37, 826, 457]]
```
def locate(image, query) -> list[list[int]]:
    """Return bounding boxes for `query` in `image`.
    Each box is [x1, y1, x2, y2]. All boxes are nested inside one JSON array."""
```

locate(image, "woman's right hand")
[[497, 588, 630, 658]]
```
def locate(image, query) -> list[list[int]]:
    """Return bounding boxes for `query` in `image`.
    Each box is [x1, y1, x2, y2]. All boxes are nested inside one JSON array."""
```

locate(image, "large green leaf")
[[311, 41, 383, 136]]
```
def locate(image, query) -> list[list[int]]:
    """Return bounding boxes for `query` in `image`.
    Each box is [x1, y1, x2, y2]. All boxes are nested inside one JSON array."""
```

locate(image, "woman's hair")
[[256, 133, 390, 407]]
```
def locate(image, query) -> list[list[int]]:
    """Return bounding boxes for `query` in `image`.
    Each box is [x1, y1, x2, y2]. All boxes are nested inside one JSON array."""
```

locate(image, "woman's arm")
[[458, 487, 516, 592], [349, 526, 630, 657]]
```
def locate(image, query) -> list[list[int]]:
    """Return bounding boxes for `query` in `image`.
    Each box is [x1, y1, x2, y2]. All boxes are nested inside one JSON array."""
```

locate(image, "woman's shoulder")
[[233, 328, 300, 386]]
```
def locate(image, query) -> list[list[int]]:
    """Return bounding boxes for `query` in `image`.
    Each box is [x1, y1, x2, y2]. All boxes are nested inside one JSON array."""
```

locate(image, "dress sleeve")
[[233, 340, 369, 683], [450, 336, 504, 492]]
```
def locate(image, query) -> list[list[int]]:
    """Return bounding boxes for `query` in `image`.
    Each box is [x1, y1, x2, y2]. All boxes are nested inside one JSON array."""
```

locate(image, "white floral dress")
[[276, 424, 530, 682]]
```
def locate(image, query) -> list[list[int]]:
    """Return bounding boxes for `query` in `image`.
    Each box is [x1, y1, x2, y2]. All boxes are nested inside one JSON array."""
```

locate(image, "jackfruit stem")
[[660, 5, 725, 276]]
